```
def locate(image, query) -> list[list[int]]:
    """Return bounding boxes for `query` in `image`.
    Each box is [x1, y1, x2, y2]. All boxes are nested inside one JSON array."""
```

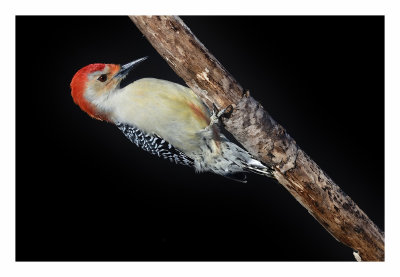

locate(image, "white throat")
[[84, 86, 122, 116]]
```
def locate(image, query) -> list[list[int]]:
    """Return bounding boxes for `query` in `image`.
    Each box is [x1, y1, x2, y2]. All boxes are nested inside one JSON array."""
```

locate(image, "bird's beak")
[[114, 57, 148, 79]]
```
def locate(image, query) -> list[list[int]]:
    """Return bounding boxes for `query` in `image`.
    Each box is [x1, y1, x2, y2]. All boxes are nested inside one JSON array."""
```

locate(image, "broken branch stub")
[[129, 15, 384, 261]]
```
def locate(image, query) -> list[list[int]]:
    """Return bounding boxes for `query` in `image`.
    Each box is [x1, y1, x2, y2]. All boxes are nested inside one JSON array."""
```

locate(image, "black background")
[[16, 16, 384, 261]]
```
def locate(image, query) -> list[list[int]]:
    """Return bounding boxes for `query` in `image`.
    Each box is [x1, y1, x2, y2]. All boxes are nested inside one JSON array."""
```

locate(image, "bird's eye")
[[97, 74, 107, 82]]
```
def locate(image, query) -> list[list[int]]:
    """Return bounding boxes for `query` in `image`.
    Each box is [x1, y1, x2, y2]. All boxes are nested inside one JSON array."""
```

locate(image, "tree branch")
[[129, 15, 384, 261]]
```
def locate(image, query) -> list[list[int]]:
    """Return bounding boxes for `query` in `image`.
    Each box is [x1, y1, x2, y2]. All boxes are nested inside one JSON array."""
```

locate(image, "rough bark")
[[129, 15, 384, 261]]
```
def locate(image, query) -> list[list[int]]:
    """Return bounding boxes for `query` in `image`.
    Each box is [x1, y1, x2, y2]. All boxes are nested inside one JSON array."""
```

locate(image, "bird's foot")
[[208, 105, 222, 126], [209, 103, 236, 126]]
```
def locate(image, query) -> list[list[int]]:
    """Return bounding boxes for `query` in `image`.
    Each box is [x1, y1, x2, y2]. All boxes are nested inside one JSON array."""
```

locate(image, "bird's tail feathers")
[[243, 158, 274, 178]]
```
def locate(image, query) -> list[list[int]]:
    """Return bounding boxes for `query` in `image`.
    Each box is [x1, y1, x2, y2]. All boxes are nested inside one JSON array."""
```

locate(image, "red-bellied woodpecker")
[[70, 57, 273, 182]]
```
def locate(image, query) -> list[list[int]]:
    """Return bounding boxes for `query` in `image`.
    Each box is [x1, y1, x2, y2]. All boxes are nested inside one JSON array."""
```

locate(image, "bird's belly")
[[111, 100, 207, 153], [108, 79, 211, 153]]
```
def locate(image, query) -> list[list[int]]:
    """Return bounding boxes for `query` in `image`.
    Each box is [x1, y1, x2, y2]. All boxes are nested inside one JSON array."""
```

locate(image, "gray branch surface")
[[129, 15, 384, 261]]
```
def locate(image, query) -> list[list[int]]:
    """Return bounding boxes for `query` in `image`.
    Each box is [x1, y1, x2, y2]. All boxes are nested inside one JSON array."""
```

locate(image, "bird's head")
[[70, 57, 147, 120]]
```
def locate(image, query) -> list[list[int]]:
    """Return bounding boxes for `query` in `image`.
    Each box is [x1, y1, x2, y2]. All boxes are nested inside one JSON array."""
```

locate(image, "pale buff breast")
[[109, 78, 211, 153]]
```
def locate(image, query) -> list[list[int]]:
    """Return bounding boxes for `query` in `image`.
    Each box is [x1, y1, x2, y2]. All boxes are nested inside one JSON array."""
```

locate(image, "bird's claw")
[[209, 110, 220, 126], [209, 104, 236, 126]]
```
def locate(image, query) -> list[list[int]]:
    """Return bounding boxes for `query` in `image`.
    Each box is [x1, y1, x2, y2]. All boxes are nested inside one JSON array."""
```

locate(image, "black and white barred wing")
[[116, 123, 194, 167]]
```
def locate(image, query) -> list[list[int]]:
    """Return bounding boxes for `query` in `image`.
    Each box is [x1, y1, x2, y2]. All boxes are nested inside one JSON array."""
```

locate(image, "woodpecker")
[[70, 57, 273, 182]]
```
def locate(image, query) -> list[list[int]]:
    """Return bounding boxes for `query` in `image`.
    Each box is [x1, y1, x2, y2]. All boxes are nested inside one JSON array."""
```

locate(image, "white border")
[[2, 1, 399, 277]]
